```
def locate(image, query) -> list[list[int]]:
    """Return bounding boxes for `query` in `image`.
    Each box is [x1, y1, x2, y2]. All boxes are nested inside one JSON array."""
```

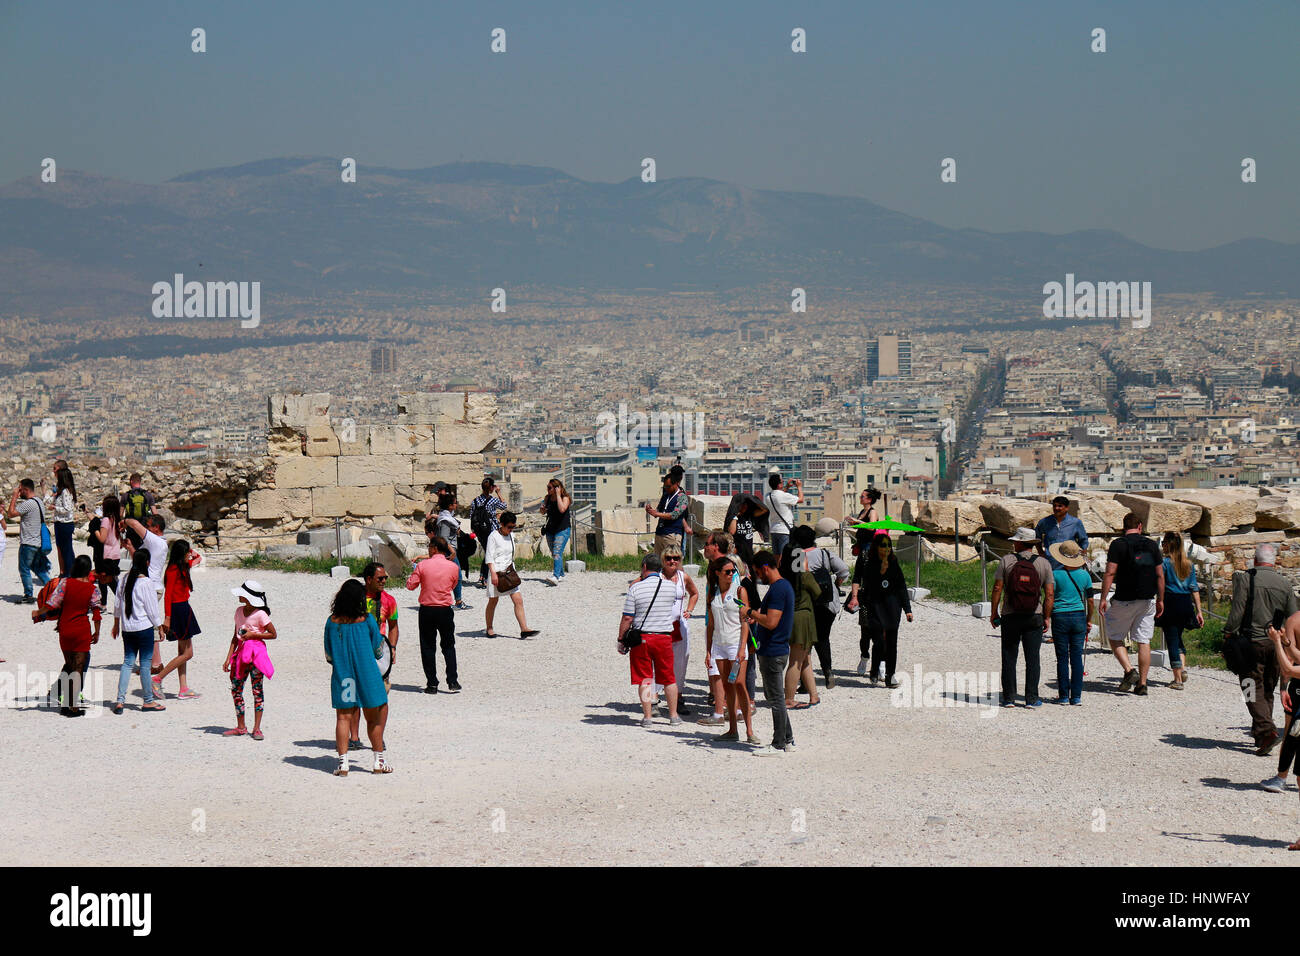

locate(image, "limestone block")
[[1256, 495, 1300, 531], [977, 498, 1052, 537], [312, 485, 396, 518], [369, 538, 409, 580], [272, 456, 337, 489], [337, 422, 368, 456], [393, 484, 428, 517], [595, 507, 649, 556], [688, 495, 734, 536], [398, 392, 464, 424], [338, 455, 412, 487], [266, 426, 304, 460], [904, 498, 987, 536], [412, 454, 485, 487], [1156, 488, 1257, 536], [368, 425, 403, 456], [1071, 497, 1128, 535], [397, 424, 438, 456], [247, 488, 313, 520], [1114, 494, 1201, 533], [266, 544, 325, 561], [304, 425, 340, 458], [267, 392, 331, 428], [433, 423, 497, 455], [466, 392, 498, 425]]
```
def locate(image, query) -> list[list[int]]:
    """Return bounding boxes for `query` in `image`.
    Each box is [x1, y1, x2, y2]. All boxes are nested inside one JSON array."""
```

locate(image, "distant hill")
[[3, 157, 1297, 315]]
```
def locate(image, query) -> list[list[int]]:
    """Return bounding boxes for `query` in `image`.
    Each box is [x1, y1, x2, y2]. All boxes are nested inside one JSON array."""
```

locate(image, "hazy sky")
[[3, 0, 1296, 250]]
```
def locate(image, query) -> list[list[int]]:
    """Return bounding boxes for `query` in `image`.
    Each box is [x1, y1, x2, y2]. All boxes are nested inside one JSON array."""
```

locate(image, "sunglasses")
[[663, 556, 681, 562], [717, 568, 735, 576], [877, 542, 892, 549]]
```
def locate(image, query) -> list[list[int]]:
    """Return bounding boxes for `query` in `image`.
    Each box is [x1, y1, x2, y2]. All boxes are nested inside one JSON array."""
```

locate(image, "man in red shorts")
[[618, 552, 682, 728]]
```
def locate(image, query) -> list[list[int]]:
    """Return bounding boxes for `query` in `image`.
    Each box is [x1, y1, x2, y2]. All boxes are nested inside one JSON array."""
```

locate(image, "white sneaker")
[[856, 657, 869, 676], [1260, 775, 1289, 793], [887, 675, 901, 688], [545, 574, 559, 586], [753, 745, 785, 757], [783, 742, 797, 753]]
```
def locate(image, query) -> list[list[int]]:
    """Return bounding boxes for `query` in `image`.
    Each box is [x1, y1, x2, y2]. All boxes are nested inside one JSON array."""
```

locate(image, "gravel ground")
[[1, 543, 1297, 866]]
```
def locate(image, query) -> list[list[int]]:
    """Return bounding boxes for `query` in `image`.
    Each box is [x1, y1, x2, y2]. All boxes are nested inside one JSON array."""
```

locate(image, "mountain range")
[[2, 157, 1297, 316]]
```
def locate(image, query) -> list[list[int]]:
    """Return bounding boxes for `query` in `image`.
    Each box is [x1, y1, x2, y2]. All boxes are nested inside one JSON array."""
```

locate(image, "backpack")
[[810, 548, 836, 602], [31, 578, 63, 624], [469, 499, 492, 543], [123, 488, 149, 521], [1005, 553, 1042, 615], [457, 532, 477, 564]]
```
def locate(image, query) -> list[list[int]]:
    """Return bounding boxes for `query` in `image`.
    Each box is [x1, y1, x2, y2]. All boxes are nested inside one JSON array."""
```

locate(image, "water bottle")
[[728, 660, 740, 684]]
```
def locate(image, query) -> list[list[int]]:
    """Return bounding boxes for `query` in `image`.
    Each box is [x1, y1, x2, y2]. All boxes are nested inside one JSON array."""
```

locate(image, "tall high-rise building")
[[371, 346, 397, 375], [866, 333, 912, 382]]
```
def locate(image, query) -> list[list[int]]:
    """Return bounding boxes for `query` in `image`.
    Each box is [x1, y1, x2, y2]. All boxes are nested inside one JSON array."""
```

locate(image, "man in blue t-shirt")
[[742, 550, 796, 754]]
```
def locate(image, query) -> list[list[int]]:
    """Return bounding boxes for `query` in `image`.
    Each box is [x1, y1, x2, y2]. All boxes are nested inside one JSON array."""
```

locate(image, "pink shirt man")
[[406, 554, 460, 607]]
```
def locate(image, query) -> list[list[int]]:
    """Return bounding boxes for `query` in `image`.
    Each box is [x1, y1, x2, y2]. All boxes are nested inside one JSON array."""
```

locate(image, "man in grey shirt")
[[1224, 543, 1300, 755], [6, 478, 52, 602]]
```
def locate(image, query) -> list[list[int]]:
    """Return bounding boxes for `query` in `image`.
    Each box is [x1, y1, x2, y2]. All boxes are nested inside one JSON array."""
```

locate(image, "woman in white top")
[[46, 465, 79, 578], [484, 511, 539, 639], [111, 549, 165, 713], [706, 557, 755, 744]]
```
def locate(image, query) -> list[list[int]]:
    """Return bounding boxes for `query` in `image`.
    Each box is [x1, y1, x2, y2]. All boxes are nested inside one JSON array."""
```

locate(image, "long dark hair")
[[707, 556, 735, 607], [870, 534, 897, 576], [55, 466, 77, 502], [123, 549, 150, 620], [331, 579, 368, 621], [101, 494, 121, 524], [167, 539, 193, 591]]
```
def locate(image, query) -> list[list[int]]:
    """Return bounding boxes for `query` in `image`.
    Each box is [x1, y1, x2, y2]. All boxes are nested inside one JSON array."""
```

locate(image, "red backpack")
[[1005, 554, 1042, 615], [31, 579, 63, 624]]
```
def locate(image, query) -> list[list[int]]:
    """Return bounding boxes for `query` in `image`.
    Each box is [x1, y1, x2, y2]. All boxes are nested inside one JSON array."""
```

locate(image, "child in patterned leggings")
[[223, 581, 277, 741]]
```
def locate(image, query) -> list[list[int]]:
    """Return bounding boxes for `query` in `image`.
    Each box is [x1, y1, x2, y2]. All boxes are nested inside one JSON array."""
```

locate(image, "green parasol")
[[851, 518, 924, 534]]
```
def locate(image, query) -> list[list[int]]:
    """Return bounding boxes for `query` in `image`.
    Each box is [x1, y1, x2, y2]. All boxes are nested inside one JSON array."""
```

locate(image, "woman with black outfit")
[[846, 534, 913, 686]]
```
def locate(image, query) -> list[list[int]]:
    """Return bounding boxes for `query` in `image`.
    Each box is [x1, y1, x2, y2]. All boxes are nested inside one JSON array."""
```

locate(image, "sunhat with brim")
[[231, 580, 269, 609], [1048, 540, 1088, 569], [1008, 527, 1040, 544]]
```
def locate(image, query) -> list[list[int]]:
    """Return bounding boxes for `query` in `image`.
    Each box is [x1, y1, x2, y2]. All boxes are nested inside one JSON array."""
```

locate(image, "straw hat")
[[1048, 539, 1088, 569]]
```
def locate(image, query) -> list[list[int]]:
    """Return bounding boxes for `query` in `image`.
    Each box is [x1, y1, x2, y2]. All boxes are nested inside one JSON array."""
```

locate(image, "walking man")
[[618, 552, 681, 728], [990, 527, 1054, 707], [1224, 543, 1298, 755], [7, 479, 51, 603], [1099, 513, 1164, 696]]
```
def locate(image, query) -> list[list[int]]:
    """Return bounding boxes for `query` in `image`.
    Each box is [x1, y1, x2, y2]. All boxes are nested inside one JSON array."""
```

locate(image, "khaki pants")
[[653, 534, 683, 557]]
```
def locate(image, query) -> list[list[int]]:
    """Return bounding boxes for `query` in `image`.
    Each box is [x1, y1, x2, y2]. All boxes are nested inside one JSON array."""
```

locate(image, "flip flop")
[[111, 703, 124, 715], [141, 704, 166, 712], [789, 701, 810, 710], [222, 727, 248, 736], [177, 689, 201, 699]]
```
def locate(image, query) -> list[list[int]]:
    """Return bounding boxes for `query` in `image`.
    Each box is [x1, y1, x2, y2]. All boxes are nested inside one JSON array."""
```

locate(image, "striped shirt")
[[622, 573, 678, 634]]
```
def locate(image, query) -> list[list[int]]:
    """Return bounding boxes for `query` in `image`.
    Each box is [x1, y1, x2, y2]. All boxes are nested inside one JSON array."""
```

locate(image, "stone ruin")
[[904, 486, 1300, 598]]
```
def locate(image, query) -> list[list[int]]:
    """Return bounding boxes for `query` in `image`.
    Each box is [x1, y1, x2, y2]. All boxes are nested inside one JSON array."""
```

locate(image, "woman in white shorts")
[[706, 557, 755, 743], [484, 511, 539, 639]]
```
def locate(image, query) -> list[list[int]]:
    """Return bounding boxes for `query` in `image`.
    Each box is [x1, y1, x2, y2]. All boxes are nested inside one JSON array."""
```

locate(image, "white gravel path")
[[1, 543, 1296, 866]]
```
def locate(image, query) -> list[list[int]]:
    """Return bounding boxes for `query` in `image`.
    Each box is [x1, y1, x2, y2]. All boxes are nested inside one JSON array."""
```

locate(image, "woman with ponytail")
[[111, 549, 165, 714]]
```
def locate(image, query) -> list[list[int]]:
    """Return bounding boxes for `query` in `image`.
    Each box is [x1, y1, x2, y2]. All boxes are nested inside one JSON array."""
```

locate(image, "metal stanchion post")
[[334, 516, 342, 559], [914, 532, 921, 589], [954, 508, 960, 562], [981, 541, 988, 604]]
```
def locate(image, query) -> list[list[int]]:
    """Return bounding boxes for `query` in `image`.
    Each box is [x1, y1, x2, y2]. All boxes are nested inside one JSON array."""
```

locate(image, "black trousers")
[[813, 604, 836, 675], [860, 610, 899, 680], [1244, 636, 1281, 745], [418, 605, 457, 687], [1000, 612, 1043, 704], [1279, 678, 1300, 775]]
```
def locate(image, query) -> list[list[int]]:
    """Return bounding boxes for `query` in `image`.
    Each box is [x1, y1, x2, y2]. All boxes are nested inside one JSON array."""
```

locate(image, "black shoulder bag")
[[1222, 569, 1259, 677], [620, 577, 664, 650]]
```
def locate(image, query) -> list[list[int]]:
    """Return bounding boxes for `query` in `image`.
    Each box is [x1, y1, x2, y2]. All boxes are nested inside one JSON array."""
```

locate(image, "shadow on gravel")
[[1162, 733, 1253, 753], [194, 724, 238, 735], [1163, 831, 1291, 849], [1200, 776, 1268, 792], [283, 753, 345, 775], [294, 738, 344, 750]]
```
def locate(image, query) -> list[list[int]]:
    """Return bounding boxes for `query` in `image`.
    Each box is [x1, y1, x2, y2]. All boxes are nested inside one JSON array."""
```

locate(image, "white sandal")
[[334, 754, 349, 776], [372, 751, 393, 774]]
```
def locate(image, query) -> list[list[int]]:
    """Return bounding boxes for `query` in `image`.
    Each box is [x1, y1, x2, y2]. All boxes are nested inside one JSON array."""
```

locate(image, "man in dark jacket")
[[1225, 543, 1299, 755]]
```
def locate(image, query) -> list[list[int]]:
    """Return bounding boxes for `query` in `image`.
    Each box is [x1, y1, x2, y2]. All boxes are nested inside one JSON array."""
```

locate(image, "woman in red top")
[[46, 554, 102, 717], [155, 539, 203, 700]]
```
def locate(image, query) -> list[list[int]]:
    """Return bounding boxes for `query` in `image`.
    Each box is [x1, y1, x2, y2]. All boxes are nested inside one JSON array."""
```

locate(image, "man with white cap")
[[990, 527, 1054, 708]]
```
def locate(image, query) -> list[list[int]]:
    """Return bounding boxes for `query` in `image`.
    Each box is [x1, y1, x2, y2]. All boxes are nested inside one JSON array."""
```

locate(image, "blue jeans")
[[117, 628, 157, 705], [452, 554, 463, 604], [54, 521, 75, 576], [546, 528, 571, 578], [770, 532, 789, 561], [18, 543, 51, 598], [1164, 625, 1186, 670], [1052, 610, 1087, 701]]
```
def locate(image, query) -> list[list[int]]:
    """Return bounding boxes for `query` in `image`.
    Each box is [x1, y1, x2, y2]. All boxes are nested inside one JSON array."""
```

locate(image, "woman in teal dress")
[[325, 579, 392, 776]]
